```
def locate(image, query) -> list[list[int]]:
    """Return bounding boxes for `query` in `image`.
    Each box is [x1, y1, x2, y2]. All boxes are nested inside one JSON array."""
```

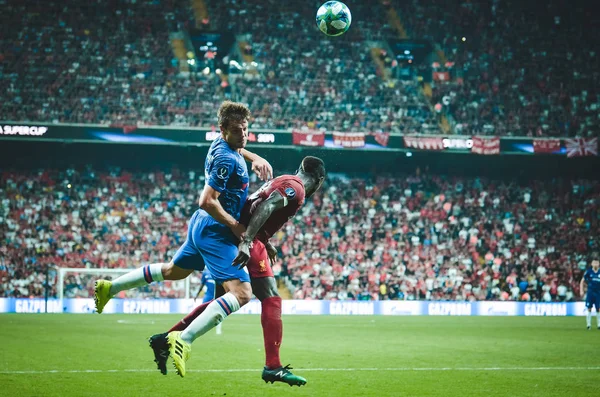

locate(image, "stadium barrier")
[[0, 121, 576, 155], [0, 298, 591, 316]]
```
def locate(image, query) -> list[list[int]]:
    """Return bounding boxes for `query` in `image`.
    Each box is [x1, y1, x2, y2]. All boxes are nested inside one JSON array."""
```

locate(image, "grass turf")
[[0, 314, 597, 396]]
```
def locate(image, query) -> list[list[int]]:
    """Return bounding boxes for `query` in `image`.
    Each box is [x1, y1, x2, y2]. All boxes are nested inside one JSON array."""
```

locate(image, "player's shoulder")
[[273, 174, 303, 186], [211, 144, 238, 165], [274, 175, 305, 197], [211, 138, 234, 155], [273, 174, 301, 185]]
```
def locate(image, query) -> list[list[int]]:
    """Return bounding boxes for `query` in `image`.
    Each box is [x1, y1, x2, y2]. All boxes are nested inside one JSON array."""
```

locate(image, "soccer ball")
[[316, 1, 352, 37]]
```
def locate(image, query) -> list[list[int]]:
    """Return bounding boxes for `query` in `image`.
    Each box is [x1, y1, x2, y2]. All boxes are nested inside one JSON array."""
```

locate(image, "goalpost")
[[57, 267, 193, 311]]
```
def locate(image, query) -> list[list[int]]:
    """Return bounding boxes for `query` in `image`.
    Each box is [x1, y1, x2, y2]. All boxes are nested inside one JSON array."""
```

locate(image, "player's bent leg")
[[169, 300, 214, 332], [178, 280, 248, 346], [94, 262, 190, 314], [222, 278, 253, 306], [149, 332, 170, 375], [169, 292, 241, 377], [162, 262, 194, 280]]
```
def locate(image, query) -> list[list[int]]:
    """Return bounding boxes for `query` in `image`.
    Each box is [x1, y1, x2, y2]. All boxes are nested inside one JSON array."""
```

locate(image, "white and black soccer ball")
[[316, 1, 352, 37]]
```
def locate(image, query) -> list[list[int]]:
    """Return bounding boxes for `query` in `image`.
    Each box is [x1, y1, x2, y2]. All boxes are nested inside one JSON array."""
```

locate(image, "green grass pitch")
[[0, 314, 597, 396]]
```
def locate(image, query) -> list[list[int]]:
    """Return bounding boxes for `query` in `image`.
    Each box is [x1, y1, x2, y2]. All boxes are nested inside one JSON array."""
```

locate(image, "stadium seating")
[[0, 0, 434, 134], [2, 167, 596, 301], [1, 0, 597, 136], [393, 0, 600, 137]]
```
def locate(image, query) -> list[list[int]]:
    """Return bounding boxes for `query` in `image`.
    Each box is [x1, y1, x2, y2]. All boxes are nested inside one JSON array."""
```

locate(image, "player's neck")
[[296, 173, 310, 187]]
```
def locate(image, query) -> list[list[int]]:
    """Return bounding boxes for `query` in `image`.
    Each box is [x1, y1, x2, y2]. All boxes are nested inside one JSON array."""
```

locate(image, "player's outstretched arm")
[[232, 191, 286, 268], [240, 148, 273, 181], [199, 185, 246, 239]]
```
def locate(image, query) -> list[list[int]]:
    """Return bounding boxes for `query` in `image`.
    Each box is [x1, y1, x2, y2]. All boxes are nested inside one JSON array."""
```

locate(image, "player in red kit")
[[148, 156, 326, 386]]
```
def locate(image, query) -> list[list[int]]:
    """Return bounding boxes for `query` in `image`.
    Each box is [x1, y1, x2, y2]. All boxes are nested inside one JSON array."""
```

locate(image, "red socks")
[[261, 296, 283, 369], [168, 300, 213, 332]]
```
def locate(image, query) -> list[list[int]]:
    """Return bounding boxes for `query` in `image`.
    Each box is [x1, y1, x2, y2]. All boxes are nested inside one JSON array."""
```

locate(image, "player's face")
[[593, 260, 599, 270], [221, 120, 248, 150]]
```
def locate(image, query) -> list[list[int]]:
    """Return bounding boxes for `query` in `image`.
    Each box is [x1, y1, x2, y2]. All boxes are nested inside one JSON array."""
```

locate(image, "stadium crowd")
[[1, 0, 436, 134], [204, 0, 437, 134], [1, 167, 597, 301], [395, 0, 600, 137], [3, 0, 598, 136]]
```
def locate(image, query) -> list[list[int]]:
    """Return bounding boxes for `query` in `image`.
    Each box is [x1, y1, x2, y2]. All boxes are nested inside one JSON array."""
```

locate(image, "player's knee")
[[261, 287, 279, 300], [232, 284, 252, 306], [161, 262, 175, 279], [265, 279, 279, 298], [162, 262, 191, 280], [251, 277, 279, 301]]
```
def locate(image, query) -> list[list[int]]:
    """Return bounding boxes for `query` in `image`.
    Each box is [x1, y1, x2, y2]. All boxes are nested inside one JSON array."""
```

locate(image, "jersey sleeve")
[[206, 154, 234, 193], [276, 179, 305, 209]]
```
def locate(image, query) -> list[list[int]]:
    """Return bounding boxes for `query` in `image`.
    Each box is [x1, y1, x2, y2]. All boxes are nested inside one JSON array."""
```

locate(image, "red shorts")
[[246, 239, 274, 279]]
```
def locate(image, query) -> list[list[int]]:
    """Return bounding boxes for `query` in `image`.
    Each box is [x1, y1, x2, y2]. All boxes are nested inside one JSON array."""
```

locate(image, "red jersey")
[[240, 175, 306, 243]]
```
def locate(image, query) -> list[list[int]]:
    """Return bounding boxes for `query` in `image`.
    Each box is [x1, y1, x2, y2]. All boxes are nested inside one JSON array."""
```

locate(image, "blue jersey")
[[584, 268, 600, 294], [201, 269, 216, 301], [204, 137, 249, 220]]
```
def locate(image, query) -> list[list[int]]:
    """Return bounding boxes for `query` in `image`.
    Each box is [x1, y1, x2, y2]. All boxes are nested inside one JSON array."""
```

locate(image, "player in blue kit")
[[580, 257, 600, 330], [197, 268, 216, 304], [93, 102, 272, 373]]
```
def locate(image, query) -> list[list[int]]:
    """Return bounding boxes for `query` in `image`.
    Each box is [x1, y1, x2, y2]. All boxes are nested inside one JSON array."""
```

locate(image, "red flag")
[[533, 139, 561, 154], [471, 136, 500, 155], [372, 132, 390, 147], [292, 130, 324, 147], [333, 132, 365, 148], [403, 136, 444, 150], [565, 138, 598, 158]]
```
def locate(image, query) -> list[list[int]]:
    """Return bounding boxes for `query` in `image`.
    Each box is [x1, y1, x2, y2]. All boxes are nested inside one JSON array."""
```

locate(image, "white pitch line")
[[1, 367, 600, 375]]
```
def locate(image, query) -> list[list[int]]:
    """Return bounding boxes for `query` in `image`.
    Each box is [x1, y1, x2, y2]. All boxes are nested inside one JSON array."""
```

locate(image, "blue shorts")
[[173, 209, 250, 284], [586, 291, 600, 310]]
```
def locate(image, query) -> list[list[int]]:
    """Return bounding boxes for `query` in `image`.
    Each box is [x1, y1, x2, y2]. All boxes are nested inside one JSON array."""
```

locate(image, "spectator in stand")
[[3, 0, 597, 137], [2, 166, 597, 301]]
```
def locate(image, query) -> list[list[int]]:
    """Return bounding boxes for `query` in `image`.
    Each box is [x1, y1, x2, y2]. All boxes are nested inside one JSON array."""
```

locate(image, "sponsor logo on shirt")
[[217, 167, 228, 179], [285, 187, 296, 198]]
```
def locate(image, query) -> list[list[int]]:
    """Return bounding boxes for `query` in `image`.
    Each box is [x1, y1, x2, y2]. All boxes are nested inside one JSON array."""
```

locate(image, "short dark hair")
[[301, 156, 326, 181], [218, 101, 250, 130]]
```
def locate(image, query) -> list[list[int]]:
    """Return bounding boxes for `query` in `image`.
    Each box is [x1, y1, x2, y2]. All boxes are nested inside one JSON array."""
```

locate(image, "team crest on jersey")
[[217, 166, 228, 179], [285, 187, 296, 198], [258, 260, 267, 272]]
